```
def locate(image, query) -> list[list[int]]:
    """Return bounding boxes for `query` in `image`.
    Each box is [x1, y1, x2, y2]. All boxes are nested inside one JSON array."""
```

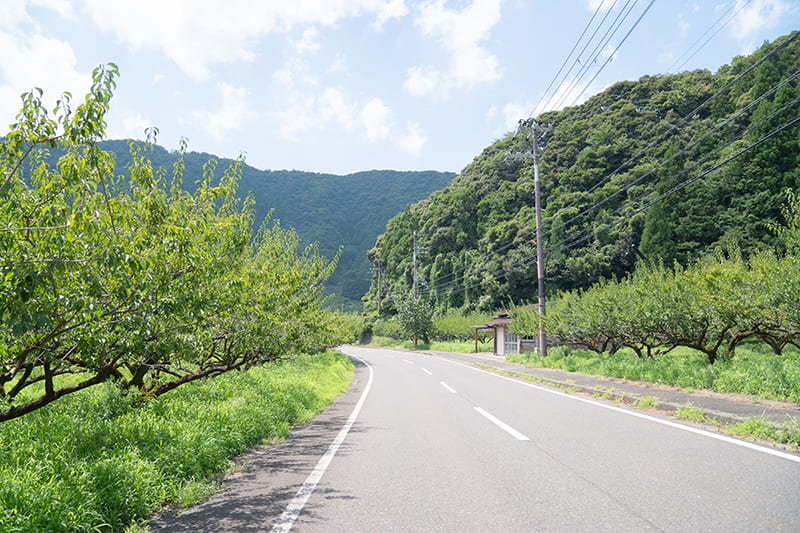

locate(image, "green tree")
[[395, 295, 434, 348]]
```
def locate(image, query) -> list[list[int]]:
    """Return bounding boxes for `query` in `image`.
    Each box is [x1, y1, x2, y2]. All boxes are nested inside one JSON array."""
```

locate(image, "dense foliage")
[[364, 31, 800, 314], [0, 350, 353, 532], [86, 141, 454, 310], [0, 65, 344, 422], [511, 188, 800, 364]]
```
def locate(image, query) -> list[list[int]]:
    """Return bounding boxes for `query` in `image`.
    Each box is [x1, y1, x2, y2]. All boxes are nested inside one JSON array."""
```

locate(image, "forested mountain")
[[364, 31, 800, 315], [92, 141, 454, 309]]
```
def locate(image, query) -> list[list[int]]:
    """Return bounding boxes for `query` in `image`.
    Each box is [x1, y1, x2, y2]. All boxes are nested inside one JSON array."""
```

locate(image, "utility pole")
[[375, 258, 383, 315], [412, 231, 426, 299], [506, 118, 548, 357], [413, 232, 418, 299]]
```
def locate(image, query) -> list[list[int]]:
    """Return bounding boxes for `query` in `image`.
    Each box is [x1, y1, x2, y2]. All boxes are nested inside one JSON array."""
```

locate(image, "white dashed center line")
[[474, 407, 529, 441]]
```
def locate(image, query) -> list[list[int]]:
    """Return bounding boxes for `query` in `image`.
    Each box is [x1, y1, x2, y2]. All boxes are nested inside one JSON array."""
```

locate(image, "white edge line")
[[474, 406, 529, 441], [440, 381, 457, 394], [270, 352, 373, 532], [445, 358, 800, 465]]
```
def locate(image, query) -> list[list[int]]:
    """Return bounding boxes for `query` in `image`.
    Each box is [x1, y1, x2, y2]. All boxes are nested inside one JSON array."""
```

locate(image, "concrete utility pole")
[[412, 232, 425, 299], [371, 258, 384, 315], [413, 232, 417, 299], [506, 118, 548, 357]]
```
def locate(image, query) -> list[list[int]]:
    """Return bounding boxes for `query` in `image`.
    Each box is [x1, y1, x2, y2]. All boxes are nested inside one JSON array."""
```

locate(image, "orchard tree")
[[395, 294, 434, 348], [0, 65, 342, 422]]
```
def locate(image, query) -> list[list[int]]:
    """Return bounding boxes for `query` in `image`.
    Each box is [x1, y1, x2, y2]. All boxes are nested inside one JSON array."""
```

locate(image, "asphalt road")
[[152, 346, 800, 532]]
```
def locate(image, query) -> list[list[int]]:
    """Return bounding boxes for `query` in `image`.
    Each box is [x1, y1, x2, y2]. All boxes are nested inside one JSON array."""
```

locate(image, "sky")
[[1, 0, 798, 176]]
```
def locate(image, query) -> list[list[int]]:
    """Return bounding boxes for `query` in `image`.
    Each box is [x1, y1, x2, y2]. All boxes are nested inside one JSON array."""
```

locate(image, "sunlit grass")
[[370, 335, 492, 353], [0, 350, 353, 533], [507, 344, 800, 403]]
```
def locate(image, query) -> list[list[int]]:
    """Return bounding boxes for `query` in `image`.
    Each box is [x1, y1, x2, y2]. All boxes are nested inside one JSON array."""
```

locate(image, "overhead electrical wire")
[[667, 0, 750, 74], [545, 30, 798, 238], [429, 105, 800, 299], [549, 0, 640, 112], [528, 0, 616, 119], [417, 0, 633, 292], [414, 20, 797, 302], [568, 0, 657, 107], [420, 69, 796, 298], [416, 0, 626, 293], [420, 66, 800, 299]]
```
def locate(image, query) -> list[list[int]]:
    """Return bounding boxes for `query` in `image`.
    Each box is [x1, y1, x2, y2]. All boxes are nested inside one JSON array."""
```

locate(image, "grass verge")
[[369, 336, 492, 353], [0, 350, 353, 533], [507, 345, 800, 403]]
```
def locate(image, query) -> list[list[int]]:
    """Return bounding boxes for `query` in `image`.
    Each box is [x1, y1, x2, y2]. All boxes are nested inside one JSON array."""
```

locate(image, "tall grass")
[[370, 335, 492, 353], [0, 350, 353, 532], [507, 344, 800, 402]]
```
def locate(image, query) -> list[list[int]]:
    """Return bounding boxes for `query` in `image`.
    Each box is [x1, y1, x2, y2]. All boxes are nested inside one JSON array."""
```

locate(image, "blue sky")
[[1, 0, 798, 175]]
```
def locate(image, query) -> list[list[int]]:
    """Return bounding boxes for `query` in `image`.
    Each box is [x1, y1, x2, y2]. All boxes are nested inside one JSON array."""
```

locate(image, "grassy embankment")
[[0, 350, 353, 533], [370, 335, 493, 353], [507, 344, 800, 447]]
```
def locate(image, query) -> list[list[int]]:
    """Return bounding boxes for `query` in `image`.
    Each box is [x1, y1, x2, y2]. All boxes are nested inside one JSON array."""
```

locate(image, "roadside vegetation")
[[0, 68, 356, 532], [0, 65, 348, 423], [0, 350, 353, 532], [337, 308, 495, 353], [507, 344, 800, 403]]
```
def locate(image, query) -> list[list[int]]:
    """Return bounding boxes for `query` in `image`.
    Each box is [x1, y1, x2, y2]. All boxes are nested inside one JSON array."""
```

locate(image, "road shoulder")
[[147, 355, 370, 532]]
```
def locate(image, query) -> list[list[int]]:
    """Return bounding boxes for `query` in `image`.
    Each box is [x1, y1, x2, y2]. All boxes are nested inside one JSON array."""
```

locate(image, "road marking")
[[403, 359, 414, 365], [422, 368, 433, 376], [474, 407, 530, 441], [440, 381, 456, 393], [271, 353, 373, 532], [451, 360, 800, 464]]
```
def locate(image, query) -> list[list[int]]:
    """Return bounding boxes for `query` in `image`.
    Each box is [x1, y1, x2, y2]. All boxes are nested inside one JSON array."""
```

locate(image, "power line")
[[434, 105, 800, 299], [549, 0, 639, 112], [548, 109, 800, 257], [530, 0, 620, 117], [667, 0, 750, 74], [416, 25, 797, 302], [422, 84, 800, 300], [546, 30, 798, 238], [568, 0, 657, 107]]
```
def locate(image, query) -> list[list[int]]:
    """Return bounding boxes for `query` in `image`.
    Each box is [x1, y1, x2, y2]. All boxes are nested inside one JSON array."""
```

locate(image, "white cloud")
[[295, 27, 321, 54], [730, 0, 794, 42], [585, 0, 613, 12], [372, 0, 409, 29], [319, 88, 357, 130], [151, 73, 166, 85], [396, 121, 426, 156], [275, 89, 391, 143], [108, 112, 154, 140], [486, 105, 497, 121], [500, 102, 532, 134], [678, 13, 690, 39], [274, 57, 319, 90], [81, 0, 413, 80], [404, 65, 446, 97], [360, 97, 392, 141], [0, 0, 73, 30], [327, 53, 347, 73], [0, 28, 88, 129], [191, 83, 251, 141], [275, 96, 318, 142], [405, 0, 502, 96]]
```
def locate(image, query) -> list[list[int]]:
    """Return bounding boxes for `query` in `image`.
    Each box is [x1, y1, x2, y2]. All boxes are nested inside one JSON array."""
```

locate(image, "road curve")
[[153, 346, 800, 532]]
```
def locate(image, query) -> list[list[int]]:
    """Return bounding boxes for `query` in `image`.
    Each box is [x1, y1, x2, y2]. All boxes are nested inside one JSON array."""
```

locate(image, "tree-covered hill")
[[365, 31, 800, 315], [93, 140, 454, 309]]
